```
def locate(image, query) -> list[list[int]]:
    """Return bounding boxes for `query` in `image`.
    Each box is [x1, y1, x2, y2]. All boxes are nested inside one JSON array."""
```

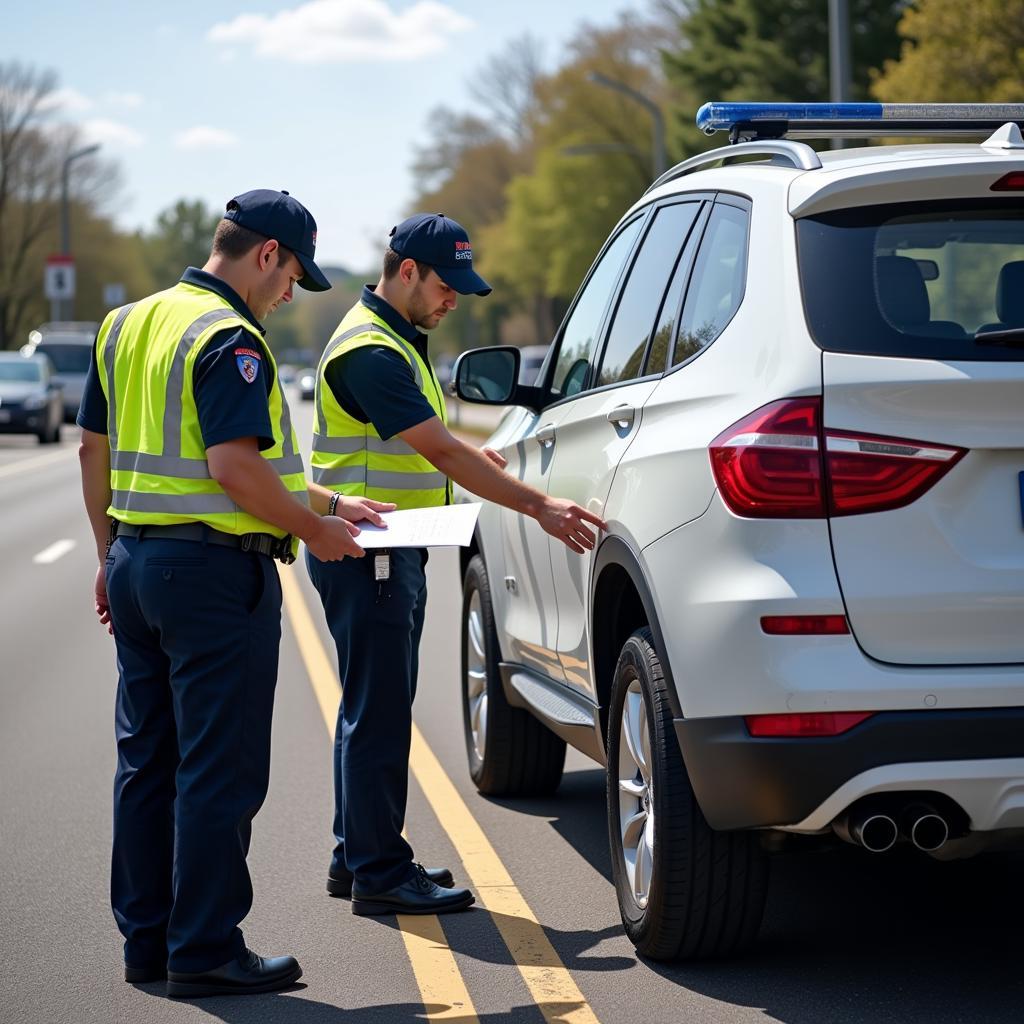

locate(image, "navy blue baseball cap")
[[224, 189, 331, 292], [390, 213, 491, 296]]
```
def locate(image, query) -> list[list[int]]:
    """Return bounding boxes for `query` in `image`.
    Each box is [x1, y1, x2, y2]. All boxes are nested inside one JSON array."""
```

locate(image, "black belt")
[[112, 521, 296, 564]]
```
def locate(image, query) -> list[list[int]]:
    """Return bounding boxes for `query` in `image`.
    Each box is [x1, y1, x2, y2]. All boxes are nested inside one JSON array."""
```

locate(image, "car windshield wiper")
[[973, 327, 1024, 348]]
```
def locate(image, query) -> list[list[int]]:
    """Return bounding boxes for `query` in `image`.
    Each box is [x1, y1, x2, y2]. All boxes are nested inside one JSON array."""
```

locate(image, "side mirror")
[[454, 347, 519, 404], [452, 347, 548, 413], [47, 380, 63, 392]]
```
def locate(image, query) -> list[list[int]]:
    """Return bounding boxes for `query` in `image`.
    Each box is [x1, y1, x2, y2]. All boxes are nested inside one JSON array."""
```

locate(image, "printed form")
[[352, 502, 482, 549]]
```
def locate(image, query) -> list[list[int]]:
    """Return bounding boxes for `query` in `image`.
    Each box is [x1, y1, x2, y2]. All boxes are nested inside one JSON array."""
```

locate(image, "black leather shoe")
[[166, 948, 302, 998], [351, 864, 475, 916], [328, 864, 454, 898], [124, 963, 166, 983]]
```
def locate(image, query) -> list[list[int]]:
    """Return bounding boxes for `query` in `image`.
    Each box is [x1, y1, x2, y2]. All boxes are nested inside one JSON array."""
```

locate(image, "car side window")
[[595, 202, 703, 389], [551, 217, 644, 399], [672, 203, 749, 366]]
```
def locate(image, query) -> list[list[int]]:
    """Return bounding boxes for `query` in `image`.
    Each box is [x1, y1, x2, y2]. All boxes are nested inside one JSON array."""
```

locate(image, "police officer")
[[307, 213, 606, 915], [78, 190, 391, 997]]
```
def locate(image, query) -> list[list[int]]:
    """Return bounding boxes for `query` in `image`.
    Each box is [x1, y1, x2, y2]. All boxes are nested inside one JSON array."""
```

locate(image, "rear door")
[[798, 198, 1024, 665], [543, 199, 709, 698], [497, 213, 646, 681]]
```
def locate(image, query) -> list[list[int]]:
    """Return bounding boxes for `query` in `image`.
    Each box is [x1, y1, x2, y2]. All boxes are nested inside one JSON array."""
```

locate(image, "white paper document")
[[353, 502, 482, 549]]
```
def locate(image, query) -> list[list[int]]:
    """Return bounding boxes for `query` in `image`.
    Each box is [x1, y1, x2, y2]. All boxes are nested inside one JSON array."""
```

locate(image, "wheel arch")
[[591, 535, 683, 741]]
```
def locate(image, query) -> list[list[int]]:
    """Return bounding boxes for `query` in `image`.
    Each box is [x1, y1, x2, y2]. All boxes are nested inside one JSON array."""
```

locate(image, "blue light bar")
[[696, 102, 1024, 141]]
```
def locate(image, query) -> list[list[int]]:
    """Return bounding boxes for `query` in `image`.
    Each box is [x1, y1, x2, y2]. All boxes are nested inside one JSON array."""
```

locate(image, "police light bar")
[[696, 102, 1024, 142]]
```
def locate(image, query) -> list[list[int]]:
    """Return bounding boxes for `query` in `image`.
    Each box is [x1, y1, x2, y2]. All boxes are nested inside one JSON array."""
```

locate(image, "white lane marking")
[[0, 448, 76, 481], [33, 539, 76, 564]]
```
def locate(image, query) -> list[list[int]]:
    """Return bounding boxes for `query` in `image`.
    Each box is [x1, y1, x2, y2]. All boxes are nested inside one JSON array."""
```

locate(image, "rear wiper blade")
[[974, 328, 1024, 348]]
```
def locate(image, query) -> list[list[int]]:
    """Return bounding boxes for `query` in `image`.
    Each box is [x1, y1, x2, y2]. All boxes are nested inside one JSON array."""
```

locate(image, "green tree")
[[661, 0, 908, 156], [872, 0, 1024, 102], [141, 198, 222, 284]]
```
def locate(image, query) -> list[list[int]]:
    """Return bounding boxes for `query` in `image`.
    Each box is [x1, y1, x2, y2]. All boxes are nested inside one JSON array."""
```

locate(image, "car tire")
[[606, 628, 768, 960], [461, 553, 566, 796]]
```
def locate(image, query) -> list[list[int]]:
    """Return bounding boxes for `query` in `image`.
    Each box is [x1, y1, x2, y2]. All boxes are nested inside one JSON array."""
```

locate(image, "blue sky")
[[4, 1, 639, 270]]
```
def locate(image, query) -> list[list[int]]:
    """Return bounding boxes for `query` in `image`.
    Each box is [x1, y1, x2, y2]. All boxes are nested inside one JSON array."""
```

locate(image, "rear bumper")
[[674, 707, 1024, 831]]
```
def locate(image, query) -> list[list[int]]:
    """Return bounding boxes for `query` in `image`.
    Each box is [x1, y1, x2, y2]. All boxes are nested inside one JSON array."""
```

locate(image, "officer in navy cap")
[[306, 213, 606, 916], [78, 189, 393, 996]]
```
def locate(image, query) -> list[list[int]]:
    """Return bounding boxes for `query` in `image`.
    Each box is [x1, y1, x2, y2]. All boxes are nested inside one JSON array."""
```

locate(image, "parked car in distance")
[[22, 322, 98, 422], [451, 103, 1024, 962], [298, 368, 317, 401], [517, 345, 550, 386], [0, 353, 63, 443]]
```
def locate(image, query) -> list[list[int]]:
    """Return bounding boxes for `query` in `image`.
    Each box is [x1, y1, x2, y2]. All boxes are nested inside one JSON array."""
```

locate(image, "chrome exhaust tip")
[[833, 808, 898, 853], [902, 803, 949, 852]]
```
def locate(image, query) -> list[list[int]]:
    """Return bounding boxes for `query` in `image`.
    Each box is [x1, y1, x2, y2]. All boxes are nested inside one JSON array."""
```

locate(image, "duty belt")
[[111, 521, 296, 564]]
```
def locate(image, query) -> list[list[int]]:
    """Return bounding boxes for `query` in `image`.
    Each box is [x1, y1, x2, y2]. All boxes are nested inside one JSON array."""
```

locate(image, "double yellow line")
[[279, 567, 600, 1024]]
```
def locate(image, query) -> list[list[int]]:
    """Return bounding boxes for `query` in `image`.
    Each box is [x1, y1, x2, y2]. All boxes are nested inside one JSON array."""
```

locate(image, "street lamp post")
[[828, 0, 852, 151], [58, 143, 100, 321], [586, 71, 667, 179]]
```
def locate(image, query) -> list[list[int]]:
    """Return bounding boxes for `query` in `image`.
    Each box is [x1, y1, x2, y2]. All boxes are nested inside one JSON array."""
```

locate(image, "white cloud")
[[81, 118, 145, 148], [104, 91, 144, 110], [175, 126, 239, 151], [39, 87, 94, 114], [207, 0, 473, 63]]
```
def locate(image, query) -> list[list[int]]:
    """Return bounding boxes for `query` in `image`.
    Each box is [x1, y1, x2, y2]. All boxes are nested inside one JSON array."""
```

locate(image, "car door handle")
[[606, 404, 636, 429], [535, 423, 556, 447]]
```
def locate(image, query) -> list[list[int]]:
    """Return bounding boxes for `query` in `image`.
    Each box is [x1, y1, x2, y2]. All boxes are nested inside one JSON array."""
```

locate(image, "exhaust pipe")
[[901, 803, 949, 852], [833, 806, 898, 853]]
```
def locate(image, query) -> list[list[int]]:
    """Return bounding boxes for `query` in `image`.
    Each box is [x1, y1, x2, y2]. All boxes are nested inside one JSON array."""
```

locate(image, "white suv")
[[451, 104, 1024, 961]]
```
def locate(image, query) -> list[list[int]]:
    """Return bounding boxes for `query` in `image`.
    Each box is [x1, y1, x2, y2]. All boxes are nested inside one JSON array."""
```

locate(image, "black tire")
[[461, 554, 565, 796], [606, 628, 768, 960]]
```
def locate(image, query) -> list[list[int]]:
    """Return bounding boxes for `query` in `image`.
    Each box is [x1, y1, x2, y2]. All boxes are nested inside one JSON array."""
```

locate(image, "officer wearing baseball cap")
[[78, 188, 391, 997], [306, 214, 605, 916], [224, 188, 333, 292]]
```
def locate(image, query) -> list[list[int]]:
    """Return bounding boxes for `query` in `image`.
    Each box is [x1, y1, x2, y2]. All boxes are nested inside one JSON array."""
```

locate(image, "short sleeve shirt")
[[323, 286, 439, 441], [77, 268, 276, 450]]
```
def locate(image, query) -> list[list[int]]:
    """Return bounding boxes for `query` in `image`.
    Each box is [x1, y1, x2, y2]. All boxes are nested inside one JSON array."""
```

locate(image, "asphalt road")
[[1, 405, 1022, 1024]]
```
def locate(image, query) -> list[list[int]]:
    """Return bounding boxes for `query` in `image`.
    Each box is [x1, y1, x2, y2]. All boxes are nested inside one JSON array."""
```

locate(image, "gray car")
[[23, 323, 98, 422], [0, 353, 63, 443]]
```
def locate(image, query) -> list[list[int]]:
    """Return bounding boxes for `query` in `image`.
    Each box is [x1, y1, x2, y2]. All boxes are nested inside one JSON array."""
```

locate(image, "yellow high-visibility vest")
[[96, 281, 307, 553], [311, 301, 449, 510]]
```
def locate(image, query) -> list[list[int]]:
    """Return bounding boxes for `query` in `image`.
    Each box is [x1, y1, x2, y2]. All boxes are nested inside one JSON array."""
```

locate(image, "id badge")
[[374, 551, 391, 581]]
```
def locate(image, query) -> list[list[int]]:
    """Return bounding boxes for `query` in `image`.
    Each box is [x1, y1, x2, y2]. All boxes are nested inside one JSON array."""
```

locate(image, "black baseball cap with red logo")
[[224, 189, 331, 292], [389, 213, 492, 296]]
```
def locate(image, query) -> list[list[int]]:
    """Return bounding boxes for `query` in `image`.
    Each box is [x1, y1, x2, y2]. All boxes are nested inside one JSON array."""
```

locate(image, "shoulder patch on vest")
[[235, 347, 261, 384]]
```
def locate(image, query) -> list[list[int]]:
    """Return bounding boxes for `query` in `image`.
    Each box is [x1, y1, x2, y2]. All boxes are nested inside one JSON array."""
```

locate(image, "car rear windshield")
[[36, 341, 93, 373], [797, 199, 1024, 361], [0, 360, 43, 382]]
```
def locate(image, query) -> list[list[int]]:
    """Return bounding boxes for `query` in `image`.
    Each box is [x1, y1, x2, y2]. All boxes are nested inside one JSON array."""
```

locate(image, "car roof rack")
[[696, 102, 1024, 143], [645, 139, 822, 195]]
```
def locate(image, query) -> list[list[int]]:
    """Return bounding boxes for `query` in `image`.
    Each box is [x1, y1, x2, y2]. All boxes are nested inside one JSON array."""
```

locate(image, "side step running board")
[[499, 663, 606, 764]]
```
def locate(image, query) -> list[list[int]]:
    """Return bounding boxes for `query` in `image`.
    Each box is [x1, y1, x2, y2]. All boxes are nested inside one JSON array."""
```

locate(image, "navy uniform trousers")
[[306, 546, 427, 894], [105, 533, 281, 973]]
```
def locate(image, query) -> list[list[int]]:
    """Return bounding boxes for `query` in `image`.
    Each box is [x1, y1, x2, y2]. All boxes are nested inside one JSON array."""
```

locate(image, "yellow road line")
[[409, 729, 599, 1024], [278, 565, 479, 1023]]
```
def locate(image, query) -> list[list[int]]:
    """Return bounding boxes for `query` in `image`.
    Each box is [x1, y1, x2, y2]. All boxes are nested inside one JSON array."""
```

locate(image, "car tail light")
[[745, 711, 874, 737], [761, 615, 849, 635], [710, 398, 966, 518], [991, 172, 1024, 192]]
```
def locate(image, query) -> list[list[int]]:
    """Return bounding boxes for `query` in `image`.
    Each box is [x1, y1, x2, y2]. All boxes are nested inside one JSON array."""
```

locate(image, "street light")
[[59, 142, 100, 320], [828, 0, 852, 150], [586, 71, 667, 179]]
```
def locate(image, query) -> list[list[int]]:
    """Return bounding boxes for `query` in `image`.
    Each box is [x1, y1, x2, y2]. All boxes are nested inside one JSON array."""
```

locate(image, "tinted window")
[[36, 342, 92, 374], [673, 204, 749, 366], [647, 205, 707, 374], [797, 199, 1024, 361], [551, 217, 644, 398], [596, 203, 702, 388]]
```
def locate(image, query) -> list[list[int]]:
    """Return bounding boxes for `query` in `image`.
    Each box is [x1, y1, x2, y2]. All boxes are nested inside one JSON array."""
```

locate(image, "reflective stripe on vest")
[[100, 284, 307, 546], [311, 308, 450, 511]]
